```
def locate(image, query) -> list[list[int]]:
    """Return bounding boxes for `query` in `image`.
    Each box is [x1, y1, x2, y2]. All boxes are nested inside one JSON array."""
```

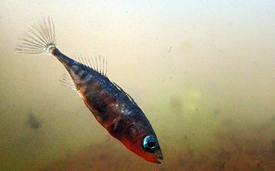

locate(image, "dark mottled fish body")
[[16, 17, 163, 164], [53, 48, 157, 139]]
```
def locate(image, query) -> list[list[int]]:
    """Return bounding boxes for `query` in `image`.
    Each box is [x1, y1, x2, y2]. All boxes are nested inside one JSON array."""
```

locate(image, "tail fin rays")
[[15, 17, 56, 54]]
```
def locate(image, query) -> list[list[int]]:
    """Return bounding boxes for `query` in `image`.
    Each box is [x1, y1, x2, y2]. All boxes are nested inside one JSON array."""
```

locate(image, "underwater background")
[[0, 0, 275, 170]]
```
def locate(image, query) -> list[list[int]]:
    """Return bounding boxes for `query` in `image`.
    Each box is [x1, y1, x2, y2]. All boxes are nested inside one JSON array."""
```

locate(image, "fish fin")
[[15, 16, 56, 54], [113, 82, 137, 105], [59, 72, 78, 92], [112, 93, 132, 131], [112, 112, 123, 131], [75, 56, 107, 76]]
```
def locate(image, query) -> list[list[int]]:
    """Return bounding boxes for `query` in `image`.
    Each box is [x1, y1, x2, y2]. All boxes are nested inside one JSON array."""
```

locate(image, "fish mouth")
[[154, 156, 164, 164]]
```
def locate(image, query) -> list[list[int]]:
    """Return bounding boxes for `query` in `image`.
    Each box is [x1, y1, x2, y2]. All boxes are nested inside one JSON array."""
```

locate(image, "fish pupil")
[[148, 142, 156, 148]]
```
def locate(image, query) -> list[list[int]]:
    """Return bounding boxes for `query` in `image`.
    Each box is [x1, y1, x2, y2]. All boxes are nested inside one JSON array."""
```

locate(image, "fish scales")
[[16, 17, 163, 164]]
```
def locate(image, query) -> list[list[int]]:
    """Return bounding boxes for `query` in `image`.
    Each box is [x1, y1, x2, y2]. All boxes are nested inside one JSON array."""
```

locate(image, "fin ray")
[[59, 73, 77, 91], [75, 56, 107, 75], [15, 17, 56, 54]]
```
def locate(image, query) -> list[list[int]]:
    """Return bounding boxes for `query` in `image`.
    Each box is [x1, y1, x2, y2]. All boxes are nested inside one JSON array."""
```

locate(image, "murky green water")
[[1, 1, 275, 170]]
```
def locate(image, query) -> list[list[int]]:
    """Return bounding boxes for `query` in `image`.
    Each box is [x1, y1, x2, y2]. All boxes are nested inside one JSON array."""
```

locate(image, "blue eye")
[[143, 135, 158, 152]]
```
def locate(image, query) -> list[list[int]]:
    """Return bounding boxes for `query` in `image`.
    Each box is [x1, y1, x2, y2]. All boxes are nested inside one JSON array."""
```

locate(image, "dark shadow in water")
[[27, 111, 41, 130]]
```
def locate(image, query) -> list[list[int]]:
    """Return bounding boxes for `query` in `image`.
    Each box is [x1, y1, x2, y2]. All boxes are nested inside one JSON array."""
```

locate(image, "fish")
[[16, 17, 163, 164]]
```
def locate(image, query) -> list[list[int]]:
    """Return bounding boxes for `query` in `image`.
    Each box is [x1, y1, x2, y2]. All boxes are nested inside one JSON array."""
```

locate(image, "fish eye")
[[142, 135, 158, 152]]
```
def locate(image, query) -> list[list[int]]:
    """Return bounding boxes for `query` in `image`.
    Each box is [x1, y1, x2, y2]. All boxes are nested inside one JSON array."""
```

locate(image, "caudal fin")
[[15, 17, 56, 54]]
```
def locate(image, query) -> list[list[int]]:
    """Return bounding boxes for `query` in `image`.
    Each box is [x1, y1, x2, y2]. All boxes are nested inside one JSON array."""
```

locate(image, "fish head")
[[119, 123, 163, 164]]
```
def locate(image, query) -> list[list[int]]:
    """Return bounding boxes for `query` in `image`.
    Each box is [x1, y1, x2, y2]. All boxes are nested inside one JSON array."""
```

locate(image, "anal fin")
[[59, 72, 78, 92]]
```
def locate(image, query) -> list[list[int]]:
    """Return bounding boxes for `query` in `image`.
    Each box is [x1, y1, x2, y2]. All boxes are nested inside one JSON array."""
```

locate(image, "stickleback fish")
[[16, 17, 163, 164]]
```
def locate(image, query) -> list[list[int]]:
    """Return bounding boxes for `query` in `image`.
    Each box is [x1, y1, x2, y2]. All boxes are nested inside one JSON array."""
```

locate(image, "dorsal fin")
[[75, 56, 107, 76], [113, 82, 137, 105]]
